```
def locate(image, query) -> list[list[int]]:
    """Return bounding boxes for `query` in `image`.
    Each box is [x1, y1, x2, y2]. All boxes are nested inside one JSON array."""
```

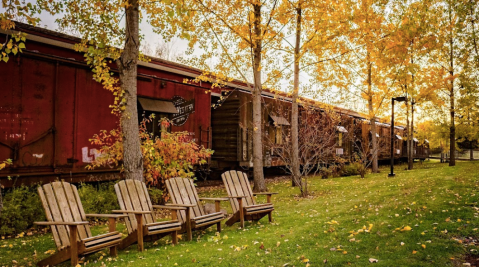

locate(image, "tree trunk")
[[405, 91, 410, 169], [252, 3, 266, 192], [0, 183, 3, 217], [291, 6, 302, 188], [117, 0, 144, 181], [367, 52, 378, 173], [448, 5, 456, 167], [409, 101, 414, 169]]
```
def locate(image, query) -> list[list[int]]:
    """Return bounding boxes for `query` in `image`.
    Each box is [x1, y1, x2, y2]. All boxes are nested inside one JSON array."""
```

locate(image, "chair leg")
[[135, 214, 144, 252], [238, 198, 244, 229], [68, 225, 78, 267], [268, 211, 272, 223], [172, 231, 178, 245], [108, 218, 118, 257], [217, 221, 221, 233], [186, 207, 192, 241]]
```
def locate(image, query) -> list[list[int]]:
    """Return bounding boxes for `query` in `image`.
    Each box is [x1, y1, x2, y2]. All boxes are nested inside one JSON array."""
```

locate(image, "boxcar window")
[[137, 97, 178, 138]]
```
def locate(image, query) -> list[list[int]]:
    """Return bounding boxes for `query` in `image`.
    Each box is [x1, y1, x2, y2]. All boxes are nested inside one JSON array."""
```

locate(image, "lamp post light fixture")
[[388, 96, 407, 177]]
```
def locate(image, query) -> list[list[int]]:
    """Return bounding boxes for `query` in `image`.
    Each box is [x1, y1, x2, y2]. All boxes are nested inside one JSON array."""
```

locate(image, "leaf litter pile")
[[1, 160, 479, 266]]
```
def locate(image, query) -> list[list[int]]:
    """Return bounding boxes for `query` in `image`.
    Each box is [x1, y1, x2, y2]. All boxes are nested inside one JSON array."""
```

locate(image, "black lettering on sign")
[[171, 96, 195, 126]]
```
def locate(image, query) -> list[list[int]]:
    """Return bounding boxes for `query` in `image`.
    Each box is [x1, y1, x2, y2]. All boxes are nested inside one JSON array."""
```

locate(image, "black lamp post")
[[388, 96, 407, 177]]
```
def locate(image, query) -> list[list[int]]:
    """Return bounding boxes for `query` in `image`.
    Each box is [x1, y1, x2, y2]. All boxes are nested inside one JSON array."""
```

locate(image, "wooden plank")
[[84, 233, 122, 247], [83, 231, 121, 242], [71, 185, 92, 237], [52, 182, 77, 243], [166, 179, 186, 223], [194, 213, 224, 224], [176, 179, 196, 221], [133, 180, 154, 225], [116, 181, 136, 233], [61, 182, 89, 240], [43, 184, 70, 248], [221, 171, 239, 213], [238, 171, 255, 206], [38, 187, 62, 250], [230, 171, 249, 207], [141, 182, 155, 222], [178, 178, 203, 218], [147, 221, 182, 232], [84, 239, 121, 254]]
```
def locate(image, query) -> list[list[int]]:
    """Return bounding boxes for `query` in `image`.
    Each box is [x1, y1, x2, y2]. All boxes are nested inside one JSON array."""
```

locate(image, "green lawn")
[[1, 160, 479, 266]]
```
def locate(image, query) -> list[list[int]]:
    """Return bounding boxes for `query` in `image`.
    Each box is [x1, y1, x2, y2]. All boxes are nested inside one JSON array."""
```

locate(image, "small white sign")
[[336, 148, 344, 155]]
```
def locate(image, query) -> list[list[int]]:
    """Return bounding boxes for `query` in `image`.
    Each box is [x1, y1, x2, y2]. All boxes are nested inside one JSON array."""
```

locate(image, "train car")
[[0, 23, 427, 187], [0, 23, 218, 187], [401, 134, 430, 161]]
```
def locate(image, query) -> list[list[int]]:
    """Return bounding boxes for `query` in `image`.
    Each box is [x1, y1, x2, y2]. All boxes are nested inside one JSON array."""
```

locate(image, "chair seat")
[[146, 220, 182, 235], [192, 212, 225, 228], [83, 231, 122, 254], [244, 203, 274, 215]]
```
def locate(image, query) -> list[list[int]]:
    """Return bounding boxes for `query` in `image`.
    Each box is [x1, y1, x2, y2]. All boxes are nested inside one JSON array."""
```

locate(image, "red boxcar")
[[0, 23, 218, 187]]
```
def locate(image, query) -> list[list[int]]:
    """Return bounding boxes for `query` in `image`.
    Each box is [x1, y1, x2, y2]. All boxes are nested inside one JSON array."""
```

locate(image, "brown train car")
[[210, 89, 292, 170], [0, 23, 218, 187], [401, 135, 430, 161], [355, 120, 406, 161]]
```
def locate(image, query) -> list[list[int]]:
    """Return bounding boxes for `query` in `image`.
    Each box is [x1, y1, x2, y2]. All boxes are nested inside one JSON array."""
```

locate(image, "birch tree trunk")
[[252, 3, 266, 192], [291, 6, 302, 189], [448, 4, 456, 167], [117, 0, 144, 181], [367, 52, 378, 173], [410, 102, 415, 169]]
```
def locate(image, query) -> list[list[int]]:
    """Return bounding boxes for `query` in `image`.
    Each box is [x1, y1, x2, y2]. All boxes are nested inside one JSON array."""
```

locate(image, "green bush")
[[0, 185, 45, 236], [77, 182, 119, 219], [341, 163, 362, 177], [148, 186, 164, 205]]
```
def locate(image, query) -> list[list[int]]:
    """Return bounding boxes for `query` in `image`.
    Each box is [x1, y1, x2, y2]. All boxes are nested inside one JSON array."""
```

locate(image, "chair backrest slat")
[[38, 182, 92, 250], [38, 185, 65, 249], [133, 180, 155, 225], [166, 179, 187, 222], [166, 178, 205, 223], [221, 171, 255, 213], [71, 185, 92, 237], [114, 180, 155, 234], [115, 181, 136, 233], [60, 182, 89, 240], [179, 178, 204, 217]]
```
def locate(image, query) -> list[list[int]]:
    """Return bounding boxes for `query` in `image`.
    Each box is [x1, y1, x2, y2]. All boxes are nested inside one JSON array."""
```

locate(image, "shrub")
[[88, 116, 213, 202], [0, 185, 45, 236], [148, 186, 164, 205], [77, 182, 119, 219], [341, 163, 361, 177]]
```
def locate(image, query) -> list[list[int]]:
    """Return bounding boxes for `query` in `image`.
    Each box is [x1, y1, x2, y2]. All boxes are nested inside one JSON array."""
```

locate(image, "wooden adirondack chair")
[[165, 177, 228, 241], [113, 179, 182, 251], [35, 181, 126, 267], [221, 170, 278, 228]]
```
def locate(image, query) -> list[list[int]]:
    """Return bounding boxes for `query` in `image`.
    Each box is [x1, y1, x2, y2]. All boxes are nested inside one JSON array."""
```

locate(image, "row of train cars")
[[0, 23, 429, 188]]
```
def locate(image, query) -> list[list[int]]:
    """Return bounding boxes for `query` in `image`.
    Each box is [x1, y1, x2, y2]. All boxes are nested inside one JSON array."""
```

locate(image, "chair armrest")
[[253, 192, 278, 195], [225, 196, 247, 199], [199, 197, 229, 201], [85, 214, 128, 219], [34, 221, 89, 226], [112, 210, 152, 214], [152, 205, 186, 210], [165, 203, 196, 208]]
